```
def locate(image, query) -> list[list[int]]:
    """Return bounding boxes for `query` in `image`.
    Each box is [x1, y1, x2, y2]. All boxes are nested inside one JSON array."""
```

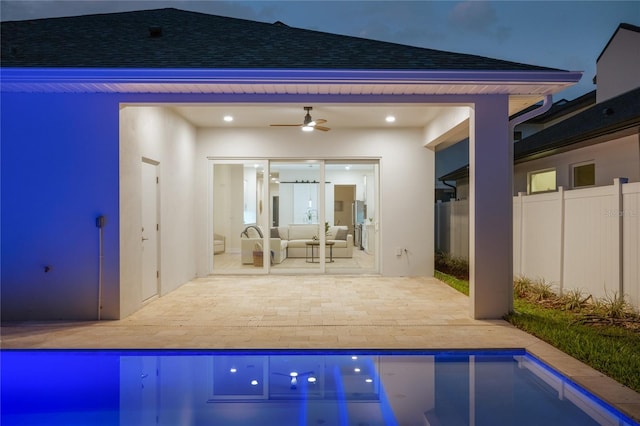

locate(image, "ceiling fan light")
[[302, 125, 314, 132]]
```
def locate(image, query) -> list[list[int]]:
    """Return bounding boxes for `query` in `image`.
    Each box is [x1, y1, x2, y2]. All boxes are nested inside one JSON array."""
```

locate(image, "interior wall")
[[1, 92, 120, 320], [195, 127, 434, 277], [119, 106, 197, 318]]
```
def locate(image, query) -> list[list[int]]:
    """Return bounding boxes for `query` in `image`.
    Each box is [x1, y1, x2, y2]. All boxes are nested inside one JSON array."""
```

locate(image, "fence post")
[[614, 178, 626, 296], [515, 192, 525, 277], [558, 186, 565, 295]]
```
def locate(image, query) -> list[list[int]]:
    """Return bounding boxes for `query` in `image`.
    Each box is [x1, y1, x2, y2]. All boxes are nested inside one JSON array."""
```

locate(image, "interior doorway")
[[333, 185, 355, 235]]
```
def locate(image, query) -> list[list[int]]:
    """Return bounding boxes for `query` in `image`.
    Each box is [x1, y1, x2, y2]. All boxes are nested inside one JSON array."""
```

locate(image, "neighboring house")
[[435, 23, 640, 309], [1, 8, 579, 321], [438, 23, 640, 198], [434, 90, 596, 199]]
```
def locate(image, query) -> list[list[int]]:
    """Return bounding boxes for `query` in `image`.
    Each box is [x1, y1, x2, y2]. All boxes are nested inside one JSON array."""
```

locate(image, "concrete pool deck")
[[2, 275, 639, 421]]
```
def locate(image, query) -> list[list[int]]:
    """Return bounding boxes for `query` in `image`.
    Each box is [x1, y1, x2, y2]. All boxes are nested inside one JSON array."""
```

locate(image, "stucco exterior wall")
[[513, 133, 640, 194], [119, 106, 197, 319], [1, 92, 121, 320], [596, 27, 640, 103]]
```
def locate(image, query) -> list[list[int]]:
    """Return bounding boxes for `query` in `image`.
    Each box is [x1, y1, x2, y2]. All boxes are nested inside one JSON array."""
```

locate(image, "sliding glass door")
[[325, 161, 378, 274], [211, 160, 269, 274], [210, 159, 378, 274], [269, 161, 323, 273]]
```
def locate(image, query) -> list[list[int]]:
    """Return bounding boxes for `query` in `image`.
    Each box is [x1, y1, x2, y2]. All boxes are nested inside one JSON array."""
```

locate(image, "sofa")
[[279, 224, 353, 258], [240, 224, 353, 264]]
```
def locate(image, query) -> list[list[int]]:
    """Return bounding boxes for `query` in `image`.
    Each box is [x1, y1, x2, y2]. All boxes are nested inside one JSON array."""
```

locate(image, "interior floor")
[[212, 245, 375, 272]]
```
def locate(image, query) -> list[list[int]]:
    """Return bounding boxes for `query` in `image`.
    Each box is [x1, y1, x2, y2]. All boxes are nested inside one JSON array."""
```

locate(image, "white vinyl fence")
[[435, 179, 640, 310]]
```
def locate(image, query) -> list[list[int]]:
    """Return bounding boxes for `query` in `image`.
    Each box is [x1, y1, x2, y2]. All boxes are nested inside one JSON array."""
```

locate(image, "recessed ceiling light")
[[223, 115, 233, 122], [250, 380, 259, 386], [365, 378, 373, 383], [229, 368, 237, 373], [385, 115, 396, 123]]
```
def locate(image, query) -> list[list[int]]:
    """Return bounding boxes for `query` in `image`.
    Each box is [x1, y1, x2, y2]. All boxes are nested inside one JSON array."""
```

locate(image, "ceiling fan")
[[270, 106, 330, 132], [272, 370, 316, 390]]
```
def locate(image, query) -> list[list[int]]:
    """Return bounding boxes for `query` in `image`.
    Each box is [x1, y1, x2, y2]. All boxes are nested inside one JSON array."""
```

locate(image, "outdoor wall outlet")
[[395, 247, 402, 256]]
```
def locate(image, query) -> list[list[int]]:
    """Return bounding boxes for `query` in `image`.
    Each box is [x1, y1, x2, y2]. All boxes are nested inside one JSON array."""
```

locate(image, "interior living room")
[[211, 160, 378, 274]]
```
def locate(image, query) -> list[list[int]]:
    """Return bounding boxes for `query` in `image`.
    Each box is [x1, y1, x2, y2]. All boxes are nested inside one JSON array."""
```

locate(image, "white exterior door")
[[141, 160, 159, 301]]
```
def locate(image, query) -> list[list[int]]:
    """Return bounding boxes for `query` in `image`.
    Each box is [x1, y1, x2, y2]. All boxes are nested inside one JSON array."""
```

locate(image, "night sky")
[[2, 0, 638, 101]]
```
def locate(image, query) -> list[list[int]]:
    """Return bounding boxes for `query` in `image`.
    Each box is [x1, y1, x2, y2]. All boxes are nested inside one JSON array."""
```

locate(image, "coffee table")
[[305, 241, 335, 263]]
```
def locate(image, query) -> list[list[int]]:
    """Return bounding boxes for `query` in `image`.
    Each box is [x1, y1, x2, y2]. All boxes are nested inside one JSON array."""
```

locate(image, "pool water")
[[1, 349, 636, 426]]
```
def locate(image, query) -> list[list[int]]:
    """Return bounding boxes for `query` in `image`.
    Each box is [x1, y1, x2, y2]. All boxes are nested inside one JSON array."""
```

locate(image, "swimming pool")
[[1, 349, 636, 425]]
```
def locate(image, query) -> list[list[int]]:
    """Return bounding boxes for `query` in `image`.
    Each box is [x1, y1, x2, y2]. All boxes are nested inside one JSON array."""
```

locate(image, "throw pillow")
[[335, 228, 348, 240]]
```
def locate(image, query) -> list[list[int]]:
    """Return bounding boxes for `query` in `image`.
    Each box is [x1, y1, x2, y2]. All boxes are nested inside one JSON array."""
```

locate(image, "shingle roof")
[[439, 86, 640, 180], [514, 86, 640, 161], [1, 8, 558, 71]]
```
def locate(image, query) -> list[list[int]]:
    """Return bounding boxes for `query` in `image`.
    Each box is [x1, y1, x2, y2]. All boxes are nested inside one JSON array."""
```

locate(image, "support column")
[[469, 96, 512, 319]]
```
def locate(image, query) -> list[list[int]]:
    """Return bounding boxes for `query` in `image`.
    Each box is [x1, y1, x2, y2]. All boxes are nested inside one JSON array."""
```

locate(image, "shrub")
[[513, 276, 533, 298], [594, 291, 633, 319], [434, 251, 469, 280]]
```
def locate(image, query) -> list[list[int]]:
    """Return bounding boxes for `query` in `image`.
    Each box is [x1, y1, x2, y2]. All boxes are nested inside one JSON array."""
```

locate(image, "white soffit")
[[0, 68, 582, 96]]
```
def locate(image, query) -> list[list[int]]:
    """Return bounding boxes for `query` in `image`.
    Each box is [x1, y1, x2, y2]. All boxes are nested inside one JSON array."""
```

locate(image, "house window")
[[513, 131, 523, 142], [528, 168, 556, 194], [572, 162, 595, 188]]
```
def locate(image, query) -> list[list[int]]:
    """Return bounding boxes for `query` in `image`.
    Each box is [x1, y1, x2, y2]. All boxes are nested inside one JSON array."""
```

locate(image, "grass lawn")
[[434, 271, 640, 393]]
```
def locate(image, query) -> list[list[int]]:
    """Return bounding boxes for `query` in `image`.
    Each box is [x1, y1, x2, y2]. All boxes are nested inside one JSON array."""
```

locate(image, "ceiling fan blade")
[[314, 125, 330, 131], [314, 119, 327, 125]]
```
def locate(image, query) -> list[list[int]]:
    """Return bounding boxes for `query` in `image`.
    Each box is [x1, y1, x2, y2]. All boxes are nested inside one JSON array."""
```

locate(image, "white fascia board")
[[1, 67, 582, 89]]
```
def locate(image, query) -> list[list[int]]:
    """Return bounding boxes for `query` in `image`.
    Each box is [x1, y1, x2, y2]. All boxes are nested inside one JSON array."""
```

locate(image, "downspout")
[[509, 95, 553, 140]]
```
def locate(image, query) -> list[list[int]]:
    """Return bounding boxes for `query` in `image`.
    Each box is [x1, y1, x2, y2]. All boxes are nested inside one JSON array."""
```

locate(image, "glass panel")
[[325, 161, 379, 274], [212, 160, 268, 274], [573, 163, 595, 187], [269, 161, 322, 272], [529, 169, 556, 193]]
